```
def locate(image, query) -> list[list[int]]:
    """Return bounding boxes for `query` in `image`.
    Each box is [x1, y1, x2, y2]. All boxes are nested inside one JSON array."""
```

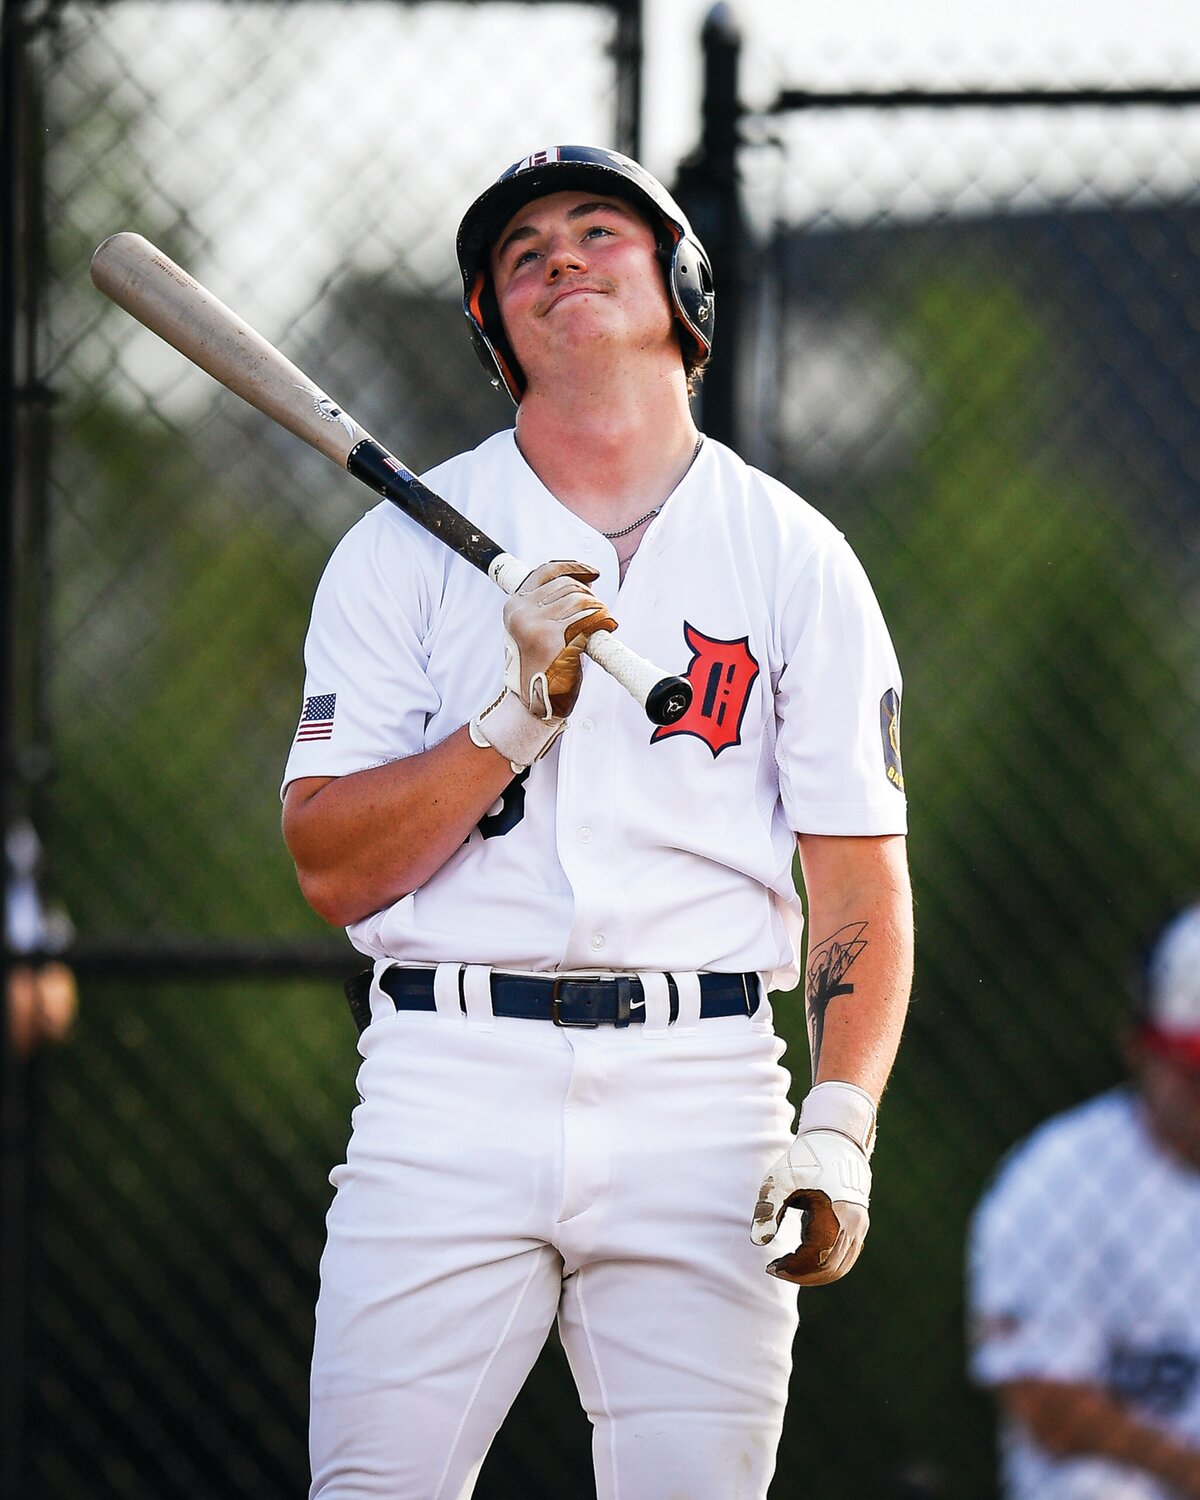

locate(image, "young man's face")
[[1133, 1042, 1200, 1170], [488, 189, 676, 389]]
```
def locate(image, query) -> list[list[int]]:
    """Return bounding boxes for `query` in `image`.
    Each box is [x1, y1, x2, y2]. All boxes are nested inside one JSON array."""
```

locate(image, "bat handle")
[[584, 630, 693, 726], [489, 555, 692, 727]]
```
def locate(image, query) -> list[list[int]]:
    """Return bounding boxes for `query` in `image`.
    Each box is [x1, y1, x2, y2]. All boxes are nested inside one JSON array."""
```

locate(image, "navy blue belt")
[[345, 967, 760, 1034]]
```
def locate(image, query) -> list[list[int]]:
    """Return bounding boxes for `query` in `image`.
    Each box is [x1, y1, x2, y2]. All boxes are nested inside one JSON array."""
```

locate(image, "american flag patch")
[[295, 693, 336, 742]]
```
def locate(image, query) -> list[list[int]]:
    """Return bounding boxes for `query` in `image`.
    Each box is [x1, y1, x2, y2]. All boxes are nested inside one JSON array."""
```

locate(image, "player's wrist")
[[798, 1080, 878, 1159], [469, 688, 566, 772]]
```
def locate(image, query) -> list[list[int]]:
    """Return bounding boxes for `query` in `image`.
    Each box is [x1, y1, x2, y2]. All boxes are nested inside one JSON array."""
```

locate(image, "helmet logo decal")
[[651, 623, 759, 757], [514, 148, 562, 173]]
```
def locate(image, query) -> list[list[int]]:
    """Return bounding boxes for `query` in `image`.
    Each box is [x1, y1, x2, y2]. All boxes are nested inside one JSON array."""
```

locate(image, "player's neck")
[[514, 363, 699, 530]]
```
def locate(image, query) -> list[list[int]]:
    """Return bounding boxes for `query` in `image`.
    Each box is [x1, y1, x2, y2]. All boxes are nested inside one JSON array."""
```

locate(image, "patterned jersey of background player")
[[968, 1087, 1200, 1499], [283, 430, 907, 988]]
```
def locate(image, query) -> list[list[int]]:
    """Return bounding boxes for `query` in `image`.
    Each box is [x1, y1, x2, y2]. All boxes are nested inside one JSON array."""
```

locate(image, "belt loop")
[[433, 963, 465, 1019], [671, 971, 702, 1034], [613, 976, 632, 1028], [745, 972, 763, 1017], [368, 958, 395, 1030], [461, 964, 494, 1029], [637, 971, 672, 1036]]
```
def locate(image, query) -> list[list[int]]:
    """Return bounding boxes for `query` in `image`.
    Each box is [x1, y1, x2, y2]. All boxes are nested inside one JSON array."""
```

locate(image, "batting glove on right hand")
[[751, 1081, 877, 1287], [502, 559, 616, 719], [470, 559, 616, 771]]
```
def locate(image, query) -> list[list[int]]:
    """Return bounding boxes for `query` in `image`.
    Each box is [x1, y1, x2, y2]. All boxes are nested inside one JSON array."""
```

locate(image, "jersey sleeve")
[[774, 532, 907, 836], [966, 1135, 1109, 1389], [281, 506, 443, 793]]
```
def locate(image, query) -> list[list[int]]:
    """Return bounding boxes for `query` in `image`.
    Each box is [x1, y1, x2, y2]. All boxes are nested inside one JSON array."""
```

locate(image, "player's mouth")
[[541, 282, 610, 315]]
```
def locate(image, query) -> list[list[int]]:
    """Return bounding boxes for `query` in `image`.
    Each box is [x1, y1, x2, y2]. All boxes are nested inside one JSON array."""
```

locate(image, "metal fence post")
[[611, 0, 643, 159], [673, 2, 744, 447], [1, 1, 55, 1491]]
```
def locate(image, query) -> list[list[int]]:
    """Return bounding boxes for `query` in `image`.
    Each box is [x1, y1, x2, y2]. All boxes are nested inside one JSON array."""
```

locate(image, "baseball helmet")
[[456, 145, 715, 402]]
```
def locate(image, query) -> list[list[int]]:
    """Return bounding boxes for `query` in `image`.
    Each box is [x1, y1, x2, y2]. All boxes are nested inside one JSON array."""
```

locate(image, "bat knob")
[[645, 675, 692, 726]]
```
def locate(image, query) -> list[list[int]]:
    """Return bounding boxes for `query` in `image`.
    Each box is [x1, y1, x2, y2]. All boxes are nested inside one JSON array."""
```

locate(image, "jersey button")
[[589, 934, 606, 952], [578, 826, 592, 843], [579, 717, 595, 732]]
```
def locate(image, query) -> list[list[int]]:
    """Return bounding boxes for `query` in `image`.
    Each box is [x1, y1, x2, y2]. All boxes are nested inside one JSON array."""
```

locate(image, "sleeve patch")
[[880, 688, 904, 792], [295, 692, 337, 742]]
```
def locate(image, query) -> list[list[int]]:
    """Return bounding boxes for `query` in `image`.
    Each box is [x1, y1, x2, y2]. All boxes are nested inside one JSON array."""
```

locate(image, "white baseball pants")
[[309, 969, 801, 1500]]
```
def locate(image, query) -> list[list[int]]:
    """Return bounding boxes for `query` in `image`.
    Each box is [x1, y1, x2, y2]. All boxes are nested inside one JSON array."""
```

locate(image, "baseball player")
[[282, 145, 913, 1500], [967, 902, 1200, 1500]]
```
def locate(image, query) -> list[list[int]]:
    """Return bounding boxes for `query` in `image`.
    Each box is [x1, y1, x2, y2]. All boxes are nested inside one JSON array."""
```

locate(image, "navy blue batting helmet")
[[456, 145, 715, 402]]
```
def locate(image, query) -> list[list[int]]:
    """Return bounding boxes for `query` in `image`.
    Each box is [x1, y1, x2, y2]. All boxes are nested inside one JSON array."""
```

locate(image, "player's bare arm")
[[284, 559, 613, 926], [1002, 1379, 1200, 1497], [805, 920, 868, 1080], [751, 833, 912, 1286], [283, 732, 512, 927], [798, 832, 913, 1099]]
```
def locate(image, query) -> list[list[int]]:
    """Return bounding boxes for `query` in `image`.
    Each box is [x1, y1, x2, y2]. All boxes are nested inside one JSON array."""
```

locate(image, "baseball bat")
[[88, 232, 692, 726]]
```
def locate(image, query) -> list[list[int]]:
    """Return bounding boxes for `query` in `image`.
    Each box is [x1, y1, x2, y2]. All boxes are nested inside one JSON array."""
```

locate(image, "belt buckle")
[[550, 975, 602, 1028]]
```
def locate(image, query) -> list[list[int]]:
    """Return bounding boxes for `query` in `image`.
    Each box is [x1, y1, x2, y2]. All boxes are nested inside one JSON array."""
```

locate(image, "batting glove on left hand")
[[751, 1081, 877, 1287]]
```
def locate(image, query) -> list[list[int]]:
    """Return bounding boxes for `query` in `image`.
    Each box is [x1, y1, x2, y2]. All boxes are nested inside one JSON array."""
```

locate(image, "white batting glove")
[[469, 560, 616, 771], [751, 1081, 877, 1287]]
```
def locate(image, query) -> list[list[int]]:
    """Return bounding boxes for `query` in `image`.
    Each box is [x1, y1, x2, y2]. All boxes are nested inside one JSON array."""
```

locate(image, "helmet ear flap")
[[668, 232, 716, 373], [466, 268, 525, 402]]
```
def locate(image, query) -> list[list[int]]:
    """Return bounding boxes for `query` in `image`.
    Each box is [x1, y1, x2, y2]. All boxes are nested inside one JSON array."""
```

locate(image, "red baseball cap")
[[1137, 903, 1200, 1069]]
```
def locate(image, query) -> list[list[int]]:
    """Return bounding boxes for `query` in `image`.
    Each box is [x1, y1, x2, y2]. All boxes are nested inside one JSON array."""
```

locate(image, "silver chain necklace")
[[601, 506, 661, 540], [600, 436, 703, 541]]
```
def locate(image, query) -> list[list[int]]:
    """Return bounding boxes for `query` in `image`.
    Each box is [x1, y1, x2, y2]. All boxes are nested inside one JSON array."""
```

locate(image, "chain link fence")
[[727, 54, 1200, 1500], [5, 3, 1200, 1496]]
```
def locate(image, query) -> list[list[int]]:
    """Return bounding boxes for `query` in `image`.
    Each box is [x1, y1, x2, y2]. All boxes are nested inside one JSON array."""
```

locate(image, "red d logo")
[[652, 623, 760, 757]]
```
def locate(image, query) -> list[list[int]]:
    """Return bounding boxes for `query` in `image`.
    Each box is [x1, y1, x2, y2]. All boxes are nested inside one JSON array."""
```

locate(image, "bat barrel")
[[90, 231, 359, 469]]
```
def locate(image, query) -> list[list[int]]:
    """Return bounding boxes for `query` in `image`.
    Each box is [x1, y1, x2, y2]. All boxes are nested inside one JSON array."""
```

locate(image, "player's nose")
[[545, 233, 585, 280]]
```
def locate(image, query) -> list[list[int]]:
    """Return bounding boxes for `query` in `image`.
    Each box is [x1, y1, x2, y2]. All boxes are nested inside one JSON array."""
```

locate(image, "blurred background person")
[[5, 820, 77, 1060], [966, 901, 1200, 1499]]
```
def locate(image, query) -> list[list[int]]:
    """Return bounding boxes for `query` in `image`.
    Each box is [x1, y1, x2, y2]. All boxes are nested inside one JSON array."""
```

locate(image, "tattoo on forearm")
[[806, 921, 868, 1072]]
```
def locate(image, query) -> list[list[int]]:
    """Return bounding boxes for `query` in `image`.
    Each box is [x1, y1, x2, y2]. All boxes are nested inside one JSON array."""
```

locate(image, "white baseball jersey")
[[968, 1087, 1200, 1499], [282, 430, 906, 990]]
